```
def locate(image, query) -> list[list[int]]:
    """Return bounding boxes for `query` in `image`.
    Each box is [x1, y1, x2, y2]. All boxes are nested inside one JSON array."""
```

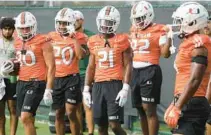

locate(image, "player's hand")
[[115, 83, 130, 107], [164, 104, 181, 128], [43, 88, 53, 106], [83, 86, 91, 108]]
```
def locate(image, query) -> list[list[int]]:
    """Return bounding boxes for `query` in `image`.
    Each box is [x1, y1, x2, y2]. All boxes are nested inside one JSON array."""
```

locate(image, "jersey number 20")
[[53, 46, 74, 65]]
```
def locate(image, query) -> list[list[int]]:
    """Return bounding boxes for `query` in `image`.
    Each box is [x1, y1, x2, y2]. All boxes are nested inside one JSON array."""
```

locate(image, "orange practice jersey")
[[88, 34, 130, 82], [174, 34, 211, 97], [130, 24, 166, 65], [14, 34, 48, 81], [48, 32, 87, 77]]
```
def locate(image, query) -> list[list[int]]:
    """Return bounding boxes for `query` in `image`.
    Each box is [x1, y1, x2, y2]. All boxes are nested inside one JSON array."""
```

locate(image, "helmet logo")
[[21, 12, 25, 25], [60, 8, 68, 18], [105, 6, 111, 15], [144, 6, 148, 10], [189, 8, 200, 14]]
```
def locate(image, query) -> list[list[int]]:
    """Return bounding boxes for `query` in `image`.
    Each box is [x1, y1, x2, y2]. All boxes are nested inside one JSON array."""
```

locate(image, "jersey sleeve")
[[87, 36, 95, 54], [192, 35, 211, 49], [121, 34, 130, 51], [75, 32, 88, 45]]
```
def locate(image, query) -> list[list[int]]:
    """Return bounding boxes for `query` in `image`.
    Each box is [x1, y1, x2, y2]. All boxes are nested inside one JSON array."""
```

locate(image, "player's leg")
[[55, 108, 65, 135], [65, 74, 82, 135], [92, 82, 108, 135], [98, 124, 108, 135], [20, 81, 45, 135], [142, 103, 159, 135], [5, 81, 18, 135], [137, 106, 149, 135], [81, 76, 94, 135], [206, 106, 211, 135], [106, 80, 126, 135], [65, 103, 80, 135], [83, 101, 94, 135], [52, 78, 66, 135], [131, 68, 149, 135], [76, 103, 83, 135], [7, 100, 18, 135], [206, 123, 211, 135], [20, 112, 36, 135], [77, 76, 85, 135], [140, 65, 162, 135], [0, 100, 5, 135]]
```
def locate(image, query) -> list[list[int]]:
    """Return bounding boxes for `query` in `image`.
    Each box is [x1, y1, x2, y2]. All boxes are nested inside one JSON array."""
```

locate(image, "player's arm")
[[206, 74, 211, 103], [115, 46, 132, 107], [175, 47, 208, 110], [73, 37, 86, 60], [42, 42, 56, 89], [83, 52, 95, 108], [123, 47, 133, 84], [159, 34, 171, 58], [84, 53, 95, 86]]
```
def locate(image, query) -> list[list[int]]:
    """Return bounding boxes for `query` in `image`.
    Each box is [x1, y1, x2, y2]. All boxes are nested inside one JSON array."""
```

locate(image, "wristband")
[[122, 83, 130, 91], [84, 85, 90, 92]]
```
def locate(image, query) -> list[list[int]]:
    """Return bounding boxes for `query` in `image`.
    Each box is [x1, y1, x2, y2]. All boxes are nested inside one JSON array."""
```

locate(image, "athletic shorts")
[[52, 73, 82, 110], [16, 80, 46, 116], [92, 80, 124, 126], [131, 65, 162, 107], [0, 78, 16, 101], [172, 96, 209, 135], [206, 105, 211, 125]]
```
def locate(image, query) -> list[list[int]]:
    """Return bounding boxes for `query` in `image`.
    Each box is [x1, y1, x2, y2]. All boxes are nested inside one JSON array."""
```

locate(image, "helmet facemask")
[[132, 14, 149, 29], [97, 19, 117, 34], [55, 20, 75, 36], [16, 25, 36, 41]]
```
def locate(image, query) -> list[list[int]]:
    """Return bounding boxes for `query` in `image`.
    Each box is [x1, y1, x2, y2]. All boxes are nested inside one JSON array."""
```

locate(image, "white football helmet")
[[55, 8, 76, 35], [172, 2, 208, 36], [96, 6, 120, 34], [15, 11, 37, 41], [130, 1, 154, 29]]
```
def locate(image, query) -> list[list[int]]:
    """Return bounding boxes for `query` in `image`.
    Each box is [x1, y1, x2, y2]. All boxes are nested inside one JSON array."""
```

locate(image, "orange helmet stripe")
[[20, 12, 25, 25], [60, 8, 68, 18], [105, 6, 112, 15], [133, 3, 138, 15]]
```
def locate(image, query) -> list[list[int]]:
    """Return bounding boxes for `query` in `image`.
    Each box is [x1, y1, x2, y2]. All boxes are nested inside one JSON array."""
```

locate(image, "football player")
[[48, 8, 86, 135], [83, 6, 132, 135], [164, 2, 211, 135], [74, 10, 95, 135], [204, 14, 211, 135], [14, 11, 55, 135], [129, 1, 172, 135], [0, 17, 18, 135]]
